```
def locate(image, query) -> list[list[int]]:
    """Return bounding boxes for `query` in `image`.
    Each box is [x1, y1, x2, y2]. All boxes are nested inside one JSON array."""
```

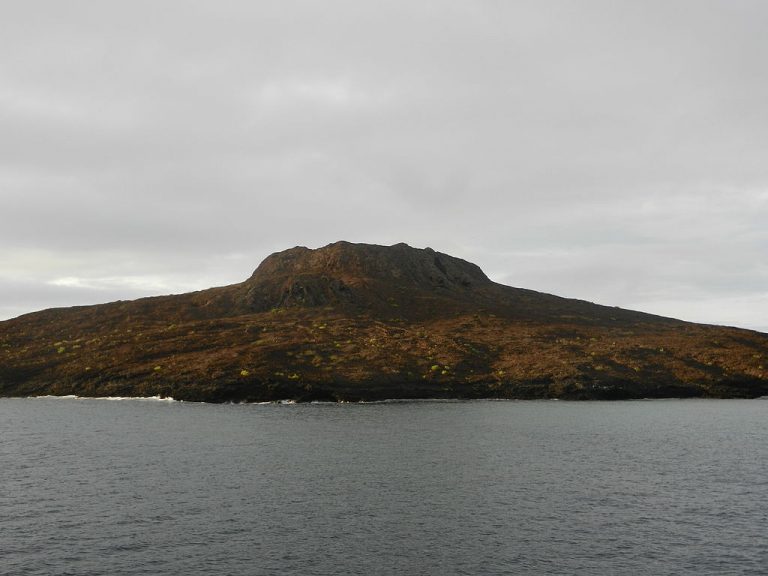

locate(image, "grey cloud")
[[1, 1, 767, 331]]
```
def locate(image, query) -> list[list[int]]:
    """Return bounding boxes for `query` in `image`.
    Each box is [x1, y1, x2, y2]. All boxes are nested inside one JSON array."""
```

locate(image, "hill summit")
[[1, 241, 766, 401], [241, 241, 491, 313]]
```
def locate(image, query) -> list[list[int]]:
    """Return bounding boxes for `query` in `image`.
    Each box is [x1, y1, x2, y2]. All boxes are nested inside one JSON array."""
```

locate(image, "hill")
[[1, 241, 766, 401]]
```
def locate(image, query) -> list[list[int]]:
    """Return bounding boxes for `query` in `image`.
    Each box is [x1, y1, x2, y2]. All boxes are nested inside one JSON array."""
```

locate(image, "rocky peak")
[[241, 241, 491, 311]]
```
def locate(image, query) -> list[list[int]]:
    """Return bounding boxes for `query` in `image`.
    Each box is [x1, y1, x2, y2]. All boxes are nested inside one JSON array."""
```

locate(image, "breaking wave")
[[30, 394, 178, 402]]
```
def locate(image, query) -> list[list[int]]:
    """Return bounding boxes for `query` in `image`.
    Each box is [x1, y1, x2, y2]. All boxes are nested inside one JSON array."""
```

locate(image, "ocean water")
[[1, 398, 767, 576]]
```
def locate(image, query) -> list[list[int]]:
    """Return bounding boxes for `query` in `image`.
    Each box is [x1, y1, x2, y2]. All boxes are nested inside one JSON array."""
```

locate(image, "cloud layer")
[[2, 1, 766, 331]]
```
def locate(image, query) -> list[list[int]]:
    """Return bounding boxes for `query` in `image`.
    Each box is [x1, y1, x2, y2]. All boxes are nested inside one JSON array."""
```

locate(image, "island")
[[1, 241, 766, 401]]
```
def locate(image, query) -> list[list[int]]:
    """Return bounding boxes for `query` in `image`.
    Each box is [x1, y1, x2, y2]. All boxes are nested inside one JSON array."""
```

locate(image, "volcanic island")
[[1, 241, 766, 401]]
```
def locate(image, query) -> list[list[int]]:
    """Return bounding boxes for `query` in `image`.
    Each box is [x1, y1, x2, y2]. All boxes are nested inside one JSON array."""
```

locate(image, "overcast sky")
[[1, 1, 766, 332]]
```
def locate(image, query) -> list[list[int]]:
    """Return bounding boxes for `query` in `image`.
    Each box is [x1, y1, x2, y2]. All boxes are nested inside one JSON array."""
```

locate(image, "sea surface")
[[1, 397, 767, 576]]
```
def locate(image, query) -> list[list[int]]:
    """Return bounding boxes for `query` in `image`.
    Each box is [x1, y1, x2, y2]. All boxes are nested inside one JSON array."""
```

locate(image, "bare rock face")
[[241, 241, 492, 312]]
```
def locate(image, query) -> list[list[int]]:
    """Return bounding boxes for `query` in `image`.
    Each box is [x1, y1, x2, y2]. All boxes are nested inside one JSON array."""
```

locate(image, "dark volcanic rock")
[[240, 241, 491, 314], [1, 241, 766, 401]]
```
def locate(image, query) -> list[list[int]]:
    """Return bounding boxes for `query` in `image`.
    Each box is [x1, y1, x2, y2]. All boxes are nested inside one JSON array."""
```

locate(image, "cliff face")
[[1, 241, 766, 402]]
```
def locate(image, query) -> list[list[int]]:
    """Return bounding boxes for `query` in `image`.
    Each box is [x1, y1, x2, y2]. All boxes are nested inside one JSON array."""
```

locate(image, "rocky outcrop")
[[239, 242, 491, 313]]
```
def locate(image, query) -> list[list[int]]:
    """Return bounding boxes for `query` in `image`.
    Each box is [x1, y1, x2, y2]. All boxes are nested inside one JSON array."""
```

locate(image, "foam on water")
[[29, 394, 178, 402]]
